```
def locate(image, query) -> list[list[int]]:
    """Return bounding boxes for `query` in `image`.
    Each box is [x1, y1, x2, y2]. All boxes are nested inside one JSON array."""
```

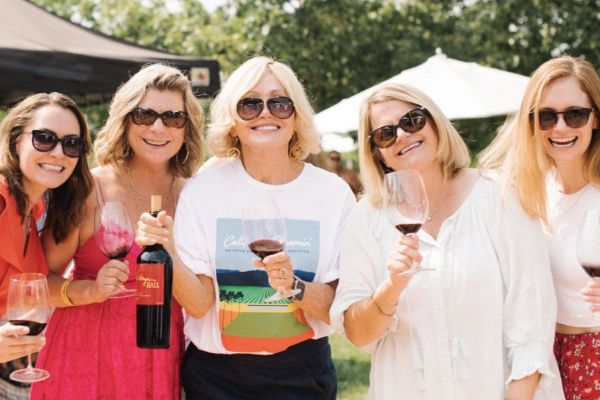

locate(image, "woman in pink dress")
[[30, 64, 205, 399]]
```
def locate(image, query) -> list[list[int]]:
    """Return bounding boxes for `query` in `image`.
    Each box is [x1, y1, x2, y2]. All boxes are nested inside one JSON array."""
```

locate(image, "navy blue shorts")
[[182, 337, 337, 400]]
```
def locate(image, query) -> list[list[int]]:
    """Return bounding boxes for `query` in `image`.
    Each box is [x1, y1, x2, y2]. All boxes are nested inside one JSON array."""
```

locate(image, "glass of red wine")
[[383, 170, 434, 275], [94, 201, 136, 299], [576, 209, 600, 319], [7, 273, 51, 383], [241, 197, 300, 303]]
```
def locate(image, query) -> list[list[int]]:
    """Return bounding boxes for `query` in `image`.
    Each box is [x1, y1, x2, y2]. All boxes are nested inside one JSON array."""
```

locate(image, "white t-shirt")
[[330, 174, 563, 400], [545, 178, 600, 327], [175, 158, 355, 355]]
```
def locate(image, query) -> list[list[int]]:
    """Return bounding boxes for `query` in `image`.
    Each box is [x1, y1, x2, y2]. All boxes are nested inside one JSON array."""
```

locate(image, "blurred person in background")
[[324, 150, 362, 197]]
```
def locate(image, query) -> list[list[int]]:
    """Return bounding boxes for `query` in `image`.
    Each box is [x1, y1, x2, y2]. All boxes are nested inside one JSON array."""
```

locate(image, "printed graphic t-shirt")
[[175, 159, 355, 355]]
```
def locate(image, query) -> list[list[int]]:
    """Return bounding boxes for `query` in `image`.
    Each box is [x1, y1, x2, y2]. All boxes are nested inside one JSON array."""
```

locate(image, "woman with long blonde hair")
[[480, 56, 600, 400]]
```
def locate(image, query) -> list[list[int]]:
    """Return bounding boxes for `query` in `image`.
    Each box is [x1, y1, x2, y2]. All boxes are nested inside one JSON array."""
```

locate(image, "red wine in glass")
[[576, 209, 600, 319], [248, 239, 285, 259], [95, 201, 136, 299], [7, 273, 51, 383], [383, 170, 434, 275], [582, 265, 600, 278]]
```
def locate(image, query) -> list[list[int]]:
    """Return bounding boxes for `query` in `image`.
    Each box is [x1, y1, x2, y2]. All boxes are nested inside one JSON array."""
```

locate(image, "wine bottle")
[[136, 195, 173, 348]]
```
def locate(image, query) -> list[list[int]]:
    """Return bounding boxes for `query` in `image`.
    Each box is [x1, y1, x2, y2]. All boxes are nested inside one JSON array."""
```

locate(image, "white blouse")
[[331, 175, 563, 400]]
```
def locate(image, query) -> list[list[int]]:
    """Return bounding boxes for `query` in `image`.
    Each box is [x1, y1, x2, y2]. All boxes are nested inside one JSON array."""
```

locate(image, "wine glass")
[[576, 209, 600, 319], [383, 170, 434, 275], [94, 201, 136, 299], [241, 197, 300, 303], [7, 273, 51, 383]]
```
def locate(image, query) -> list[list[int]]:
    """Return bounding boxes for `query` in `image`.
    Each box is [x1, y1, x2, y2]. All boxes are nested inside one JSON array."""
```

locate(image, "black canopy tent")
[[0, 0, 220, 106]]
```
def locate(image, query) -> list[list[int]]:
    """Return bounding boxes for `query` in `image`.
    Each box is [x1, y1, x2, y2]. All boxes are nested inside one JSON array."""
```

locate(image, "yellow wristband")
[[371, 295, 396, 317], [60, 279, 74, 306]]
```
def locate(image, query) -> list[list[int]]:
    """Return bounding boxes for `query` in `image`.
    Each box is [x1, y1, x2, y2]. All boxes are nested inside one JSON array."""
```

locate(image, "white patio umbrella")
[[316, 50, 529, 151]]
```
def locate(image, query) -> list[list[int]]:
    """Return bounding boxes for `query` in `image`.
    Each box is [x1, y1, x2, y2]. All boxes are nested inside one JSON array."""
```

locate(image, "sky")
[[166, 0, 228, 13]]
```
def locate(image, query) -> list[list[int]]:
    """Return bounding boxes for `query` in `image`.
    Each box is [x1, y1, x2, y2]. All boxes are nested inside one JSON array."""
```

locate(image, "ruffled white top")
[[331, 173, 564, 400]]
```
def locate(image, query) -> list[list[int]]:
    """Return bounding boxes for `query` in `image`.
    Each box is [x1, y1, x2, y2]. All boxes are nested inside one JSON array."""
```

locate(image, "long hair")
[[478, 56, 600, 221], [0, 92, 93, 243], [358, 83, 470, 208], [207, 56, 320, 160], [94, 63, 204, 178]]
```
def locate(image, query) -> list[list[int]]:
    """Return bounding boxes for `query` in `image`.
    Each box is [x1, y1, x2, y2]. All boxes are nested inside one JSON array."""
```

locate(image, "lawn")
[[330, 334, 371, 400]]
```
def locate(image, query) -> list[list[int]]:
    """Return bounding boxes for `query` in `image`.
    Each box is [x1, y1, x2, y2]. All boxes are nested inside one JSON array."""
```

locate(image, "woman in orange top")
[[0, 92, 92, 362]]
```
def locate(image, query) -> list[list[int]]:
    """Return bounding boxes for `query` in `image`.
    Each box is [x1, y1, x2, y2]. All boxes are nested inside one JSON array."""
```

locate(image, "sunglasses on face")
[[129, 107, 188, 129], [369, 107, 430, 149], [529, 107, 595, 130], [236, 96, 295, 120], [30, 129, 85, 158]]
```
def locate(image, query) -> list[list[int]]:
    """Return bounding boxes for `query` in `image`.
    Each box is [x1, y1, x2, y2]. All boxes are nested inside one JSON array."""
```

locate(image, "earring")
[[177, 143, 190, 164]]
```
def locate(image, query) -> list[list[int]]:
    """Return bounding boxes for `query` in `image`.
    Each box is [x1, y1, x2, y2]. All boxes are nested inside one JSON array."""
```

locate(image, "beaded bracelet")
[[371, 295, 396, 317], [60, 279, 74, 306]]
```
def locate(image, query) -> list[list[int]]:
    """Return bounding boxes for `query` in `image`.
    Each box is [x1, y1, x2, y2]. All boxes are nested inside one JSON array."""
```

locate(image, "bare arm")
[[343, 234, 418, 347], [136, 211, 215, 318], [506, 372, 540, 400]]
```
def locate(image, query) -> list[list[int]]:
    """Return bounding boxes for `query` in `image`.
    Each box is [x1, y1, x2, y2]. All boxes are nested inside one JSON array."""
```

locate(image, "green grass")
[[330, 334, 371, 400]]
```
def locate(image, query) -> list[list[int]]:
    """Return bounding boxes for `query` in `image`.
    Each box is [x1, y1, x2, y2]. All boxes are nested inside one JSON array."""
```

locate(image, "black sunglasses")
[[369, 107, 430, 149], [237, 96, 295, 120], [30, 129, 85, 158], [129, 107, 188, 129], [529, 107, 595, 130]]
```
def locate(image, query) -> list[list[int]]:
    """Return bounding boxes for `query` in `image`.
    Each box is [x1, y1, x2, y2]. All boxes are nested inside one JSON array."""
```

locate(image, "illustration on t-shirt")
[[215, 218, 319, 353]]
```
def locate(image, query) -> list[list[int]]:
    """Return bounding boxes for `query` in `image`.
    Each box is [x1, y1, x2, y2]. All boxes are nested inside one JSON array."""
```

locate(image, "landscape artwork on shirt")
[[215, 218, 319, 353]]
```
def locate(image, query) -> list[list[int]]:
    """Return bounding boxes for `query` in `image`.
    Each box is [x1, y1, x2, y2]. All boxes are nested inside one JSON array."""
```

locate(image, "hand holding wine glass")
[[576, 209, 600, 318], [94, 201, 136, 299], [7, 273, 51, 383], [383, 170, 434, 275], [242, 197, 300, 303]]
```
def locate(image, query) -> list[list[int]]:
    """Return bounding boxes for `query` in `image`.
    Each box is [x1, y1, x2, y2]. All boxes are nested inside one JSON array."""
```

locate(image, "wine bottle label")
[[136, 264, 165, 305]]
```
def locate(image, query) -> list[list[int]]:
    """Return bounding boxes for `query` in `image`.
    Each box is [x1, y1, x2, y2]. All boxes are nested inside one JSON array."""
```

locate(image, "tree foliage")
[[29, 0, 600, 155]]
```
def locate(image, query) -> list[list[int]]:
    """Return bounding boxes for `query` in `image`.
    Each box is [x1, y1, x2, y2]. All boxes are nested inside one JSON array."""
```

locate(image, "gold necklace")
[[426, 181, 450, 222], [126, 165, 176, 212]]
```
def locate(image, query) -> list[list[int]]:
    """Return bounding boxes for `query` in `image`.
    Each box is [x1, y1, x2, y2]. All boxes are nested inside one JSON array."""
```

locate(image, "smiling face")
[[538, 76, 598, 168], [233, 72, 296, 156], [127, 88, 185, 166], [369, 100, 439, 173], [16, 104, 81, 200]]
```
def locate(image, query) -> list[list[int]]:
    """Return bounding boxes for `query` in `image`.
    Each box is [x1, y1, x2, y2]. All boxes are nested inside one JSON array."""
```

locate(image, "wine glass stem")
[[26, 353, 33, 370]]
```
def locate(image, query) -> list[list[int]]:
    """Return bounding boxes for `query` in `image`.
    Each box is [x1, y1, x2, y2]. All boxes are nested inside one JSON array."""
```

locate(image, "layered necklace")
[[126, 164, 176, 213]]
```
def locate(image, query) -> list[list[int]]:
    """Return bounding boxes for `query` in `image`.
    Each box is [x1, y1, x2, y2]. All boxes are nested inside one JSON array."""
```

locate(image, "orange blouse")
[[0, 180, 47, 318]]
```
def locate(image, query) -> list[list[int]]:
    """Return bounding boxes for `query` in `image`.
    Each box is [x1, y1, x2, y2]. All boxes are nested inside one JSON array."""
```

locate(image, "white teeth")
[[399, 141, 421, 155], [253, 125, 279, 131], [40, 163, 64, 172], [143, 139, 169, 146], [549, 137, 577, 147]]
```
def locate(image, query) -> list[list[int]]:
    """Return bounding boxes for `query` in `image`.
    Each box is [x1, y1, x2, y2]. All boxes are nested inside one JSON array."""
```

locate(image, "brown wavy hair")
[[0, 92, 93, 242], [94, 64, 204, 177]]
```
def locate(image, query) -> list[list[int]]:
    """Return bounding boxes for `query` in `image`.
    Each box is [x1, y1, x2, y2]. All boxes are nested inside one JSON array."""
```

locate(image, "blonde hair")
[[478, 56, 600, 221], [359, 83, 470, 208], [94, 63, 204, 177], [207, 56, 320, 160]]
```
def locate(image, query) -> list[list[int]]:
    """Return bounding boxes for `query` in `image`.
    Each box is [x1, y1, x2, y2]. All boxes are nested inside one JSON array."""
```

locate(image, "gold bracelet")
[[371, 295, 396, 317], [60, 279, 74, 306]]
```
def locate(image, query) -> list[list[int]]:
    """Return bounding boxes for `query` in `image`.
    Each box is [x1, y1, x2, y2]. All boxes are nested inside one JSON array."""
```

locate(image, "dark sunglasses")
[[129, 107, 188, 129], [30, 129, 85, 158], [529, 107, 595, 130], [369, 107, 430, 149], [237, 96, 295, 120]]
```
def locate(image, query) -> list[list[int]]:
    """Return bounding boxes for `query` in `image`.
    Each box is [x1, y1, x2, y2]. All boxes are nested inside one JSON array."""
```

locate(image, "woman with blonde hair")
[[137, 56, 355, 399], [480, 56, 600, 399], [31, 63, 204, 399], [330, 82, 561, 399], [0, 92, 92, 361]]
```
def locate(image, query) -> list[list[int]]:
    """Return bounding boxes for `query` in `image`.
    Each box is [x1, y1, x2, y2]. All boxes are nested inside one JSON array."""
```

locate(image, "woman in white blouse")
[[330, 83, 563, 400], [480, 56, 600, 400]]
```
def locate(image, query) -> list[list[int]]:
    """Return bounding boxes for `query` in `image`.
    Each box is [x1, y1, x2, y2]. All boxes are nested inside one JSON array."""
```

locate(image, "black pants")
[[182, 338, 337, 400]]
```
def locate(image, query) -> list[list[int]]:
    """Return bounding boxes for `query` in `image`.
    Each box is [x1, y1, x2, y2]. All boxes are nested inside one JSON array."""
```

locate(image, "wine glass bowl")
[[241, 198, 299, 303], [383, 170, 434, 275], [94, 201, 136, 299], [7, 273, 51, 383], [576, 209, 600, 318]]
